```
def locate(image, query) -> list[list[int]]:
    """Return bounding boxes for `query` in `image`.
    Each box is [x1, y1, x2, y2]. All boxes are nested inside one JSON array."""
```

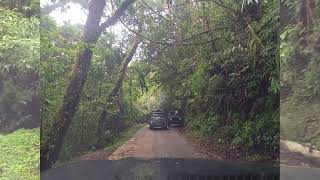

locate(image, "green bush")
[[0, 128, 39, 180], [0, 8, 39, 132]]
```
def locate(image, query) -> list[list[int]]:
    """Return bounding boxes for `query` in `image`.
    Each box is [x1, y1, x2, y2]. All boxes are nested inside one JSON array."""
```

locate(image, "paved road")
[[108, 126, 207, 160], [44, 126, 320, 180]]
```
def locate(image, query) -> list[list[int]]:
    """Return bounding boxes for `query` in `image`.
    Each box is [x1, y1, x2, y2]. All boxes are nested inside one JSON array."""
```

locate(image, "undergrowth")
[[0, 128, 40, 180]]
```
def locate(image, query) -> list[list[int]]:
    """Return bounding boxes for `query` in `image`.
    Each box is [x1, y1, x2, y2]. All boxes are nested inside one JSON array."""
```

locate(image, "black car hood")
[[38, 157, 305, 180]]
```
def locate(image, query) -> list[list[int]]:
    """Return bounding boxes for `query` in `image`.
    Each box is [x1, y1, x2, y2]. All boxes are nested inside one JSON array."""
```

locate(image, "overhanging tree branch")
[[96, 31, 141, 148], [41, 0, 70, 15], [109, 34, 141, 97], [140, 0, 192, 36], [119, 18, 227, 46], [99, 0, 136, 33], [207, 0, 237, 14], [137, 0, 237, 17], [41, 0, 90, 15]]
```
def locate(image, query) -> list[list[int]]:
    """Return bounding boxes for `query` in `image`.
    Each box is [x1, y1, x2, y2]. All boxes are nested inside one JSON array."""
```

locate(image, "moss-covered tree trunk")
[[96, 35, 140, 148], [40, 0, 106, 170], [40, 0, 136, 170], [109, 37, 141, 97]]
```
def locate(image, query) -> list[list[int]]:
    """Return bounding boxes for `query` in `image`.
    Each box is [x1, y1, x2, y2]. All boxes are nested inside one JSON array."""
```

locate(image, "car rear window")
[[169, 111, 180, 115], [151, 113, 165, 117]]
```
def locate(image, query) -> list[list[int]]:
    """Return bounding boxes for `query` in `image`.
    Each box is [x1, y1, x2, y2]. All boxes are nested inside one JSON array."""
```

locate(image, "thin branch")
[[99, 0, 136, 33], [183, 27, 227, 41], [41, 0, 70, 15], [119, 18, 226, 46], [109, 34, 141, 97], [207, 0, 237, 14], [139, 0, 237, 16], [109, 18, 142, 98], [140, 0, 191, 35], [308, 129, 320, 140]]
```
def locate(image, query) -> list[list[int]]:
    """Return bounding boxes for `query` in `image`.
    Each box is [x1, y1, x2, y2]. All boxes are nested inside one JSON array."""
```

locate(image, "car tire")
[[149, 126, 153, 130]]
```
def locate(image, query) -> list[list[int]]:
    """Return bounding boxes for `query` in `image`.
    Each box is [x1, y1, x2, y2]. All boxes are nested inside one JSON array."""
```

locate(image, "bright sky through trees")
[[41, 0, 87, 25], [50, 3, 87, 25], [40, 0, 124, 35]]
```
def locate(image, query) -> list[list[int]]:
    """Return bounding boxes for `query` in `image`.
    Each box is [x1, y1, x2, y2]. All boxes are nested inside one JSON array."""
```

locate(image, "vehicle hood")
[[39, 158, 292, 180]]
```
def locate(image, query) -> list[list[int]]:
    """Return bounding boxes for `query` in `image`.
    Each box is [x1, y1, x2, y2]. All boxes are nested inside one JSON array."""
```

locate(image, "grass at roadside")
[[0, 128, 40, 180], [77, 123, 144, 161], [178, 127, 277, 165], [105, 123, 144, 150], [281, 100, 320, 149]]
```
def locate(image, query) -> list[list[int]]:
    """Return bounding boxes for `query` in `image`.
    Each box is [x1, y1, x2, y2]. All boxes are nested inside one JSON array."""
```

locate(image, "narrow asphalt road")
[[49, 126, 320, 180], [108, 126, 207, 160]]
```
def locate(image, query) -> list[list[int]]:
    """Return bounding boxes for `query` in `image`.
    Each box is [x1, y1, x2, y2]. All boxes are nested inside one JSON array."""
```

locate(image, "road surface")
[[108, 126, 207, 160], [47, 126, 320, 180]]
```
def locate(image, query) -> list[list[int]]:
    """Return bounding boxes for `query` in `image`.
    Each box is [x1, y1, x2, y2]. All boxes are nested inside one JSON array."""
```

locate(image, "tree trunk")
[[109, 37, 141, 97], [40, 0, 136, 170], [40, 0, 106, 171], [96, 35, 141, 148], [129, 78, 133, 120], [300, 0, 315, 31]]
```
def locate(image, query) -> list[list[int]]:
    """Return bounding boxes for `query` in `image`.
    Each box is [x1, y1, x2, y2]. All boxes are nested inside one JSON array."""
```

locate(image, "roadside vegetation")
[[56, 123, 143, 163], [0, 129, 40, 180], [0, 1, 40, 179], [105, 123, 144, 150], [149, 0, 280, 162], [280, 0, 320, 149]]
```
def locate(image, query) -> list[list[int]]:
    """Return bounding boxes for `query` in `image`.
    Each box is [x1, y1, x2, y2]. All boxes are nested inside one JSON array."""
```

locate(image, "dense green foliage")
[[134, 0, 280, 157], [0, 128, 40, 180], [0, 0, 39, 17], [280, 0, 320, 148], [0, 2, 40, 179], [0, 8, 39, 132], [40, 16, 148, 162], [99, 123, 144, 152]]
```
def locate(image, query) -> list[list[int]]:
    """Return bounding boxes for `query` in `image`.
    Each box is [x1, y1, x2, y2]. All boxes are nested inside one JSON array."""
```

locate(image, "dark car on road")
[[148, 110, 168, 130], [168, 110, 184, 127]]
